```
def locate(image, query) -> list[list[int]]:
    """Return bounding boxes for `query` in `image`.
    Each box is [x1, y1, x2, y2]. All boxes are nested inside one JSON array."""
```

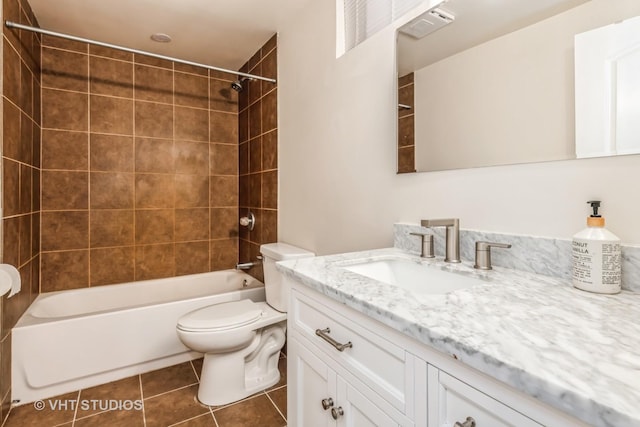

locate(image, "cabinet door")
[[288, 337, 337, 427], [428, 366, 542, 427], [290, 288, 411, 411], [336, 377, 407, 427]]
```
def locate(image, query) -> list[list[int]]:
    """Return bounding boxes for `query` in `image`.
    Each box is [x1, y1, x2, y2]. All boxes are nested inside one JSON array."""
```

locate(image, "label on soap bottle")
[[572, 238, 621, 293]]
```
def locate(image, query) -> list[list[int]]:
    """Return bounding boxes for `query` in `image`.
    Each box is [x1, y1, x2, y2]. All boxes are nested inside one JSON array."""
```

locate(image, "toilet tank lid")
[[260, 243, 314, 261]]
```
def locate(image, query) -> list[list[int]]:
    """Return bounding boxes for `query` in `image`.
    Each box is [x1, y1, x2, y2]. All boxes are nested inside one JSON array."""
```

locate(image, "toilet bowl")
[[176, 242, 314, 406]]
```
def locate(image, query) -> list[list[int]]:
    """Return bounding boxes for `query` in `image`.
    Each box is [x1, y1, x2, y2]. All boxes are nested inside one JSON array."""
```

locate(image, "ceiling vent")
[[150, 33, 172, 43], [399, 7, 455, 39]]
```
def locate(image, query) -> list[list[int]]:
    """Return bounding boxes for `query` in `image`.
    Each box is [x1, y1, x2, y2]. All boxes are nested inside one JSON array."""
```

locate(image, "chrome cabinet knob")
[[321, 397, 333, 410], [331, 406, 344, 420], [454, 416, 476, 427]]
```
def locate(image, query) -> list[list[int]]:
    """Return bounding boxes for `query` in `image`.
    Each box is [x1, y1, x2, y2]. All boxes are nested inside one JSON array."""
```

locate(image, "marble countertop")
[[277, 248, 640, 427]]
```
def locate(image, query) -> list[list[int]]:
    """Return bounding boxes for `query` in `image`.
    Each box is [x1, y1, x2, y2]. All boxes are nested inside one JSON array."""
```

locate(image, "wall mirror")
[[396, 0, 640, 173]]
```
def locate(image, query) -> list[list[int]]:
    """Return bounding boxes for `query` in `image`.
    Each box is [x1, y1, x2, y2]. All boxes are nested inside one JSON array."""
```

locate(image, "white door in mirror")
[[575, 15, 640, 158]]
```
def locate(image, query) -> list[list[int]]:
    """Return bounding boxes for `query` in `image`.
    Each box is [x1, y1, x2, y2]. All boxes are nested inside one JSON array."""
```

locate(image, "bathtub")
[[12, 270, 265, 405]]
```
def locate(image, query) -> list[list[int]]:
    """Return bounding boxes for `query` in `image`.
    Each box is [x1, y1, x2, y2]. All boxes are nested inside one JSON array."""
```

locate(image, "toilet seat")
[[177, 299, 263, 332]]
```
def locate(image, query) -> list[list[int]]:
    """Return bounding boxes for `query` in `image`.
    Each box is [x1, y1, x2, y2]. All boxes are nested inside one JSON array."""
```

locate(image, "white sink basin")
[[340, 258, 486, 295]]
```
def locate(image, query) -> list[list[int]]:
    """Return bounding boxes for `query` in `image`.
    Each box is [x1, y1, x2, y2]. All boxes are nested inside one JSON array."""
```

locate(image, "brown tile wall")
[[39, 37, 241, 290], [1, 0, 41, 420], [398, 73, 415, 174], [238, 35, 278, 281]]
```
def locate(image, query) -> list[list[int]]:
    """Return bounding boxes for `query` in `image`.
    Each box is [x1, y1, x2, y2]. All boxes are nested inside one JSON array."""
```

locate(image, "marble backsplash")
[[394, 223, 640, 292]]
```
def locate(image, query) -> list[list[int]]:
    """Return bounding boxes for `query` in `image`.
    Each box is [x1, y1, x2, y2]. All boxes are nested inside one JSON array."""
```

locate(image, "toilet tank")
[[260, 243, 314, 312]]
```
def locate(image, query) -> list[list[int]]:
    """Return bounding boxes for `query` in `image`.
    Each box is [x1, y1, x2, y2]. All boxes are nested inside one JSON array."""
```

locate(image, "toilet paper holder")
[[0, 264, 21, 298]]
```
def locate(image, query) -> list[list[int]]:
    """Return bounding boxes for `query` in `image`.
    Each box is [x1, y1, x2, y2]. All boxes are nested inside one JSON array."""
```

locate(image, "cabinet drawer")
[[429, 366, 542, 427], [290, 289, 410, 412]]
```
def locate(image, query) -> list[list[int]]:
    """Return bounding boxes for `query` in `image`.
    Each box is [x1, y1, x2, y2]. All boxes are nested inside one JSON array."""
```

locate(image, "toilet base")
[[196, 322, 286, 406]]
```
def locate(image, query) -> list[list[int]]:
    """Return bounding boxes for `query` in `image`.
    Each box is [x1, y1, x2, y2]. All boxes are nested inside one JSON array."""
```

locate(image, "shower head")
[[231, 77, 253, 92], [231, 80, 243, 92]]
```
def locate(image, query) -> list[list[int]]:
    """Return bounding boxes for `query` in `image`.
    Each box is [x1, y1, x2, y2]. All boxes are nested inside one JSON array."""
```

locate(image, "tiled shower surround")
[[38, 35, 278, 289], [238, 37, 278, 282], [0, 0, 278, 420], [1, 0, 42, 420], [397, 72, 415, 174]]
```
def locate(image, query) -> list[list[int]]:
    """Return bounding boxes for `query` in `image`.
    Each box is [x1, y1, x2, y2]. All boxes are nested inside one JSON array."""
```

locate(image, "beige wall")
[[414, 10, 574, 171], [278, 0, 640, 257]]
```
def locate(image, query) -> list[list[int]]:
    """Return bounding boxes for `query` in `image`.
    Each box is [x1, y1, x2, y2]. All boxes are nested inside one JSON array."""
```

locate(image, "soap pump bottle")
[[571, 201, 621, 294]]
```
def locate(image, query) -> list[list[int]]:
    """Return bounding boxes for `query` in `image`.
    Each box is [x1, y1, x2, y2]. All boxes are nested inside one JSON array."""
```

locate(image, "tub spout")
[[236, 262, 256, 270], [236, 256, 262, 270]]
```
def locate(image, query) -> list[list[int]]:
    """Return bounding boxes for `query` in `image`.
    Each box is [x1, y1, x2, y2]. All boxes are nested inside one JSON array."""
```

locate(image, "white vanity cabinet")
[[288, 286, 415, 427], [287, 280, 589, 427], [427, 366, 542, 427], [288, 338, 411, 426]]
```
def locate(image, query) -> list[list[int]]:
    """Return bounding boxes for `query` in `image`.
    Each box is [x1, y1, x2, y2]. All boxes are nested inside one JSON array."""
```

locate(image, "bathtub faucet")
[[236, 256, 262, 271]]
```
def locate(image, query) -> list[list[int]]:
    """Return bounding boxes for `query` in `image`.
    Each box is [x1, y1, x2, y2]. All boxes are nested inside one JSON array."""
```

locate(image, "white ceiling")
[[28, 0, 313, 71]]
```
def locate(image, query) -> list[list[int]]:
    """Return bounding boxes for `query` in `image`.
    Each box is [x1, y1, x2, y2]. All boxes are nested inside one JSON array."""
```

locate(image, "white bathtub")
[[12, 270, 265, 405]]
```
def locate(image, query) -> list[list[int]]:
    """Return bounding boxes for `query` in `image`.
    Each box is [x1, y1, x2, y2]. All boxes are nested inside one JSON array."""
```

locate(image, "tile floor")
[[3, 354, 287, 427]]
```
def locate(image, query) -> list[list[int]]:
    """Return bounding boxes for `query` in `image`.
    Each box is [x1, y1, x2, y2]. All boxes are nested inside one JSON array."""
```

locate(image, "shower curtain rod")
[[4, 20, 276, 83]]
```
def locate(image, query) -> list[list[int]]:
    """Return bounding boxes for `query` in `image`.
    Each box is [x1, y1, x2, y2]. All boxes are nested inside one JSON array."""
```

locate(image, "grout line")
[[265, 389, 286, 423], [40, 85, 90, 96], [209, 391, 264, 413], [166, 412, 215, 427], [189, 358, 201, 382], [268, 384, 287, 393], [70, 389, 81, 426], [142, 382, 199, 401], [208, 67, 213, 271], [2, 94, 39, 128], [2, 33, 37, 78], [40, 85, 234, 115], [211, 409, 220, 427], [1, 388, 12, 427], [39, 24, 43, 295], [87, 49, 92, 287], [132, 58, 138, 282], [73, 401, 130, 424], [138, 374, 147, 427], [42, 44, 237, 82], [171, 59, 177, 278], [398, 83, 414, 90]]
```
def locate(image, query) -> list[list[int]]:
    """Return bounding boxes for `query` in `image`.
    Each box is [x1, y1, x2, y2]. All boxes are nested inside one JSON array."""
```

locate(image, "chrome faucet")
[[474, 241, 511, 270], [409, 232, 435, 258], [420, 218, 460, 263]]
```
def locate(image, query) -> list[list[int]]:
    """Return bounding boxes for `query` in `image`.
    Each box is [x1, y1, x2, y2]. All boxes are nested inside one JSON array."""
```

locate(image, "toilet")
[[176, 242, 314, 406]]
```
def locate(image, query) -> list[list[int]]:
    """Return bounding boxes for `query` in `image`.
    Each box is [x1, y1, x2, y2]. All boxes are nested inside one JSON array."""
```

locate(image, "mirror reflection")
[[575, 14, 640, 158], [397, 0, 640, 173]]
